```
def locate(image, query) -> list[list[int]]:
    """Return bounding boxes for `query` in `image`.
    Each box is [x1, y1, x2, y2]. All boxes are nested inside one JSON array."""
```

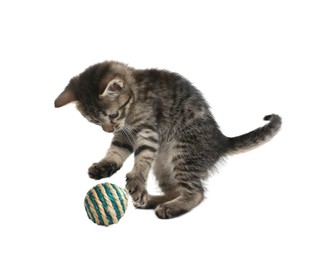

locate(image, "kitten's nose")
[[102, 124, 114, 133]]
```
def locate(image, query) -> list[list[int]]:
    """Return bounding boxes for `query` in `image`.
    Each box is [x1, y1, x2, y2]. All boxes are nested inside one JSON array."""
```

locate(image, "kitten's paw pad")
[[125, 174, 147, 208], [155, 203, 187, 219], [155, 204, 173, 219], [88, 161, 120, 180], [132, 191, 149, 208]]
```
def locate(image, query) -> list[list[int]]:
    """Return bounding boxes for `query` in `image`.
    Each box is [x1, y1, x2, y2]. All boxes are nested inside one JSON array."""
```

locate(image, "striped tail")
[[227, 114, 282, 155]]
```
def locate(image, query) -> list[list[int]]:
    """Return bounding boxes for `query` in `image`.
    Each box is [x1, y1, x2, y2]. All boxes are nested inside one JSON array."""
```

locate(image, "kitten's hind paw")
[[155, 202, 188, 219], [88, 161, 120, 180]]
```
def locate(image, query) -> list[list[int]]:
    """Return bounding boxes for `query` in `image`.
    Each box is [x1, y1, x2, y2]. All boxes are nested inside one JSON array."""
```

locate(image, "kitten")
[[55, 61, 282, 219]]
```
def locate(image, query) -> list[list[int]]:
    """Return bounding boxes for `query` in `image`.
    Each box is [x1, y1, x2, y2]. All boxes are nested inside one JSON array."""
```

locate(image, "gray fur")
[[55, 61, 282, 219]]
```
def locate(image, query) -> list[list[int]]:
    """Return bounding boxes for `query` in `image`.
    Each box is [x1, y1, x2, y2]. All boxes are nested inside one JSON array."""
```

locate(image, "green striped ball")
[[84, 183, 128, 226]]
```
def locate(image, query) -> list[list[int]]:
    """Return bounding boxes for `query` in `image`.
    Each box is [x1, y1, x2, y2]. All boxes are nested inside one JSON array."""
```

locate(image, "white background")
[[1, 0, 326, 259]]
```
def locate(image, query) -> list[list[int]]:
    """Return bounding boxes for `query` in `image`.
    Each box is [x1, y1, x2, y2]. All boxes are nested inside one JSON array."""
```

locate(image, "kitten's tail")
[[226, 114, 282, 155]]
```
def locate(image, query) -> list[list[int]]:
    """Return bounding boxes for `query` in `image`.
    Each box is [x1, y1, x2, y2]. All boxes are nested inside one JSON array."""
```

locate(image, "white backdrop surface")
[[0, 1, 326, 259]]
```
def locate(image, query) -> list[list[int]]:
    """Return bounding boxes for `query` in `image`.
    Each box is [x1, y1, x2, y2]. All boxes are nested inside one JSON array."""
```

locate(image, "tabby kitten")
[[55, 61, 282, 219]]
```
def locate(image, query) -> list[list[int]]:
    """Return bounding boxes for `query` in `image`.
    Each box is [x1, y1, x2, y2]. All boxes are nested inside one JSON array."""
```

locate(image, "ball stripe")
[[84, 183, 128, 226], [85, 196, 98, 224], [102, 183, 122, 221], [98, 184, 119, 224], [111, 183, 126, 213], [106, 183, 124, 217], [84, 198, 95, 223], [87, 190, 105, 225], [121, 188, 128, 202], [111, 184, 126, 217], [91, 189, 110, 226], [94, 185, 114, 225], [95, 184, 116, 224]]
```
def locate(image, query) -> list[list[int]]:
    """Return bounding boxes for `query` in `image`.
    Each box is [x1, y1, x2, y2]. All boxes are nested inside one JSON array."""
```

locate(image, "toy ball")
[[84, 183, 128, 226]]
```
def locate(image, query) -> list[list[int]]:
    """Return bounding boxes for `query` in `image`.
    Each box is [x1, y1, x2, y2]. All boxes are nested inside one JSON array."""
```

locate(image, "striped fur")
[[55, 61, 282, 219]]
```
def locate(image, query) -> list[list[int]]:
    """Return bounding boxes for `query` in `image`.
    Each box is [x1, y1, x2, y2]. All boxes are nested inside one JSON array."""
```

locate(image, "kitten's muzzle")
[[101, 124, 114, 133]]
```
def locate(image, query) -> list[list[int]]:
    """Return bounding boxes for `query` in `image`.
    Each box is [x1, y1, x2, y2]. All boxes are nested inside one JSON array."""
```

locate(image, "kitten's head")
[[54, 61, 134, 133]]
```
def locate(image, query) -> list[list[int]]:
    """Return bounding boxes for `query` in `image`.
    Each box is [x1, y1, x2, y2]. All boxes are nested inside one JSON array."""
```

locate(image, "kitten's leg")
[[153, 138, 211, 218], [88, 132, 134, 180], [154, 148, 206, 218], [155, 173, 205, 219], [126, 128, 159, 207], [140, 153, 179, 209]]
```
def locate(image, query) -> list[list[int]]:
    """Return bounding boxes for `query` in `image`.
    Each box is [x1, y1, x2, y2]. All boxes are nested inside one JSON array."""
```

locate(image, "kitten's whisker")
[[121, 125, 135, 146]]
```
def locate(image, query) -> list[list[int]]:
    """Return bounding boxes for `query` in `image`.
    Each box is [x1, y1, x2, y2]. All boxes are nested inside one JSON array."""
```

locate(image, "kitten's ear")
[[54, 89, 76, 108], [99, 78, 123, 99]]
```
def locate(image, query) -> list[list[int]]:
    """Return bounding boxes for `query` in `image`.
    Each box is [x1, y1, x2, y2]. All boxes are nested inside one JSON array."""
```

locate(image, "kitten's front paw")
[[88, 161, 120, 180], [126, 173, 148, 208]]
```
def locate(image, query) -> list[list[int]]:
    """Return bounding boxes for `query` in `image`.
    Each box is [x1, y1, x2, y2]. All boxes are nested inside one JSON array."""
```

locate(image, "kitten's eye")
[[91, 118, 100, 125], [109, 112, 119, 120]]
